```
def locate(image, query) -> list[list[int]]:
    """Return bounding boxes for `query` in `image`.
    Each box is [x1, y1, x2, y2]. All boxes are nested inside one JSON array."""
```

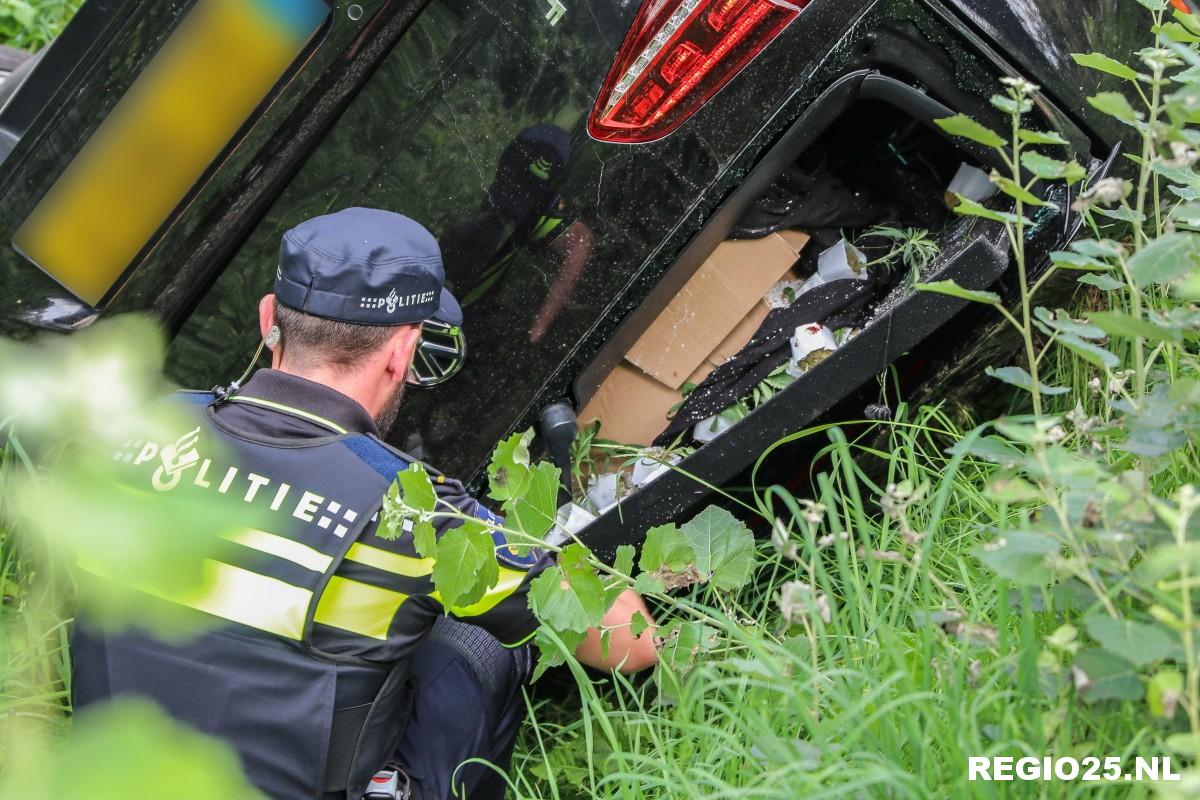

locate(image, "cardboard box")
[[706, 299, 772, 368], [625, 231, 807, 390], [579, 231, 808, 446], [580, 362, 711, 447]]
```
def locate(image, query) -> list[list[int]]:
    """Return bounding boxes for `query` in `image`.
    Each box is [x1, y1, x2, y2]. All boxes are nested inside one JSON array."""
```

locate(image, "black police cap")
[[274, 207, 462, 327]]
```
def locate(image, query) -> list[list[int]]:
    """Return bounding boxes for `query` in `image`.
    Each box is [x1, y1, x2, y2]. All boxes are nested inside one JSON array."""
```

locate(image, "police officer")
[[71, 208, 658, 799]]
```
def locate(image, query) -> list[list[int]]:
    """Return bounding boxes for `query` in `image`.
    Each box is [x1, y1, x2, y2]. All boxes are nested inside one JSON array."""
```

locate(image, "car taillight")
[[588, 0, 809, 144], [1172, 0, 1196, 13]]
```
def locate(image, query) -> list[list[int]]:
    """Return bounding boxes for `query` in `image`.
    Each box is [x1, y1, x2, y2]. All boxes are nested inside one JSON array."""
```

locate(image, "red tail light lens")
[[588, 0, 810, 144], [1172, 0, 1195, 12]]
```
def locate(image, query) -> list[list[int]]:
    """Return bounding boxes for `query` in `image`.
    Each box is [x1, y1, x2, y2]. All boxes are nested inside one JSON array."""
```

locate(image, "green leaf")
[[1088, 91, 1141, 123], [990, 93, 1032, 115], [991, 172, 1052, 207], [487, 429, 534, 502], [0, 698, 264, 799], [530, 626, 586, 682], [633, 572, 666, 595], [398, 464, 438, 554], [1033, 307, 1107, 339], [985, 366, 1071, 395], [915, 280, 1001, 305], [431, 520, 499, 610], [1150, 160, 1200, 188], [1018, 129, 1069, 146], [1020, 151, 1087, 185], [1073, 649, 1142, 702], [973, 531, 1059, 585], [1173, 270, 1200, 300], [1166, 733, 1200, 755], [1127, 232, 1200, 287], [639, 524, 693, 573], [528, 543, 608, 634], [1077, 273, 1125, 291], [1071, 238, 1124, 258], [934, 113, 1007, 149], [951, 435, 1026, 467], [679, 506, 756, 591], [1084, 613, 1176, 667], [1168, 201, 1200, 228], [947, 193, 1026, 224], [984, 475, 1042, 503], [1049, 250, 1111, 271], [612, 544, 635, 577], [1156, 20, 1200, 43], [658, 620, 719, 671], [1071, 52, 1139, 81], [1087, 310, 1183, 343], [502, 461, 562, 538], [630, 612, 650, 638], [1057, 334, 1120, 369], [1148, 670, 1184, 718]]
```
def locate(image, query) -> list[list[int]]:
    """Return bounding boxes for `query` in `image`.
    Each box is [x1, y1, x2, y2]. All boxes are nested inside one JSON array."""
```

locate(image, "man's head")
[[258, 208, 461, 434]]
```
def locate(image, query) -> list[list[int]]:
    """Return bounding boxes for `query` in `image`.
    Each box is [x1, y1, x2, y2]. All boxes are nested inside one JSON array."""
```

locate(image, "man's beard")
[[375, 381, 407, 436]]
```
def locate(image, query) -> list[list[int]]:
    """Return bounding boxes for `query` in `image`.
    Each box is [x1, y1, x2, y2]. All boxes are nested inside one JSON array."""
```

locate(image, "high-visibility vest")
[[72, 391, 426, 799]]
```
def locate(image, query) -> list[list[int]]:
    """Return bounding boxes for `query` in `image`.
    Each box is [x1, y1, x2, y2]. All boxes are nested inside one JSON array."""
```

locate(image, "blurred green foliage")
[[0, 0, 80, 52], [0, 316, 266, 788], [1, 699, 262, 798]]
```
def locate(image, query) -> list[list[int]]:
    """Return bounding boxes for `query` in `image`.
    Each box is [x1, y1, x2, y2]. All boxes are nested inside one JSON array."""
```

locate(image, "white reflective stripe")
[[345, 542, 433, 577], [222, 528, 333, 573], [225, 395, 348, 434]]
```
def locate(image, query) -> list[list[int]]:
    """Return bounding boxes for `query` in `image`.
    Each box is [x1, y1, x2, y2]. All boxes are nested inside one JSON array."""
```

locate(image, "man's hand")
[[573, 589, 658, 674]]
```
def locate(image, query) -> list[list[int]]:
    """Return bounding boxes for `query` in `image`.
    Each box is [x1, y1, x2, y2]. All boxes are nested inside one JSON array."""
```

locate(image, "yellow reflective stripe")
[[78, 556, 311, 640], [187, 560, 310, 640], [223, 528, 333, 573], [224, 396, 348, 434], [314, 576, 407, 640], [345, 542, 433, 577], [437, 567, 528, 619]]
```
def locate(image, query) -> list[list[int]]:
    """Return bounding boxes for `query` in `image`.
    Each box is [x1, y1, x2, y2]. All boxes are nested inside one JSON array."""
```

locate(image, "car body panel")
[[0, 0, 1143, 522]]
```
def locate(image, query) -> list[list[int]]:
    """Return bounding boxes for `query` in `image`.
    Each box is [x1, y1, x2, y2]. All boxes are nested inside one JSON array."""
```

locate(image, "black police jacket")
[[71, 376, 545, 799]]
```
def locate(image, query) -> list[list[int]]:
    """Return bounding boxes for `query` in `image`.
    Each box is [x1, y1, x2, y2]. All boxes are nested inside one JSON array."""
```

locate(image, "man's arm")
[[574, 589, 658, 674], [430, 475, 658, 673]]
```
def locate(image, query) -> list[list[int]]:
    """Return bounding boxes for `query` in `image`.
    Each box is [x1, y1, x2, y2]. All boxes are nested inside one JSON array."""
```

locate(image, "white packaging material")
[[798, 272, 827, 294], [546, 502, 597, 546], [694, 412, 736, 443], [764, 278, 807, 309], [585, 472, 621, 515], [946, 162, 998, 203], [631, 448, 680, 487], [816, 238, 868, 282], [786, 323, 838, 378]]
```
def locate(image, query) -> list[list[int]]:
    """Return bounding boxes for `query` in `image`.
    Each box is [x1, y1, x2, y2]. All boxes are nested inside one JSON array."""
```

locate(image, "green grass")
[[0, 435, 72, 762], [0, 0, 79, 52], [504, 404, 1188, 798]]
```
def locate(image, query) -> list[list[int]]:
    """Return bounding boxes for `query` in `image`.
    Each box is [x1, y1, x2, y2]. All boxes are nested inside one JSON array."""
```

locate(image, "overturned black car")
[[0, 0, 1145, 556]]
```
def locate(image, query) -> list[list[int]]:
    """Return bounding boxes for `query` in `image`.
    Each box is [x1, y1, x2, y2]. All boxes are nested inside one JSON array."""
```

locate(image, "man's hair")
[[274, 301, 414, 371]]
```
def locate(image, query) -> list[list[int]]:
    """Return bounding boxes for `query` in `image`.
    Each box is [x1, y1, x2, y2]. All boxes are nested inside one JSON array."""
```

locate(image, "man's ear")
[[258, 295, 275, 340], [384, 324, 423, 383]]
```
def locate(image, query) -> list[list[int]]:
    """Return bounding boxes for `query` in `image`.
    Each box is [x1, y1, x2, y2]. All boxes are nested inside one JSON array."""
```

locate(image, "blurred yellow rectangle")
[[13, 0, 328, 306]]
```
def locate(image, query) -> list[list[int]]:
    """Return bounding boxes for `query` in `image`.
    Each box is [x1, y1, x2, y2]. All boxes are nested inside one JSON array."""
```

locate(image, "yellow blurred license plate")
[[13, 0, 329, 306]]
